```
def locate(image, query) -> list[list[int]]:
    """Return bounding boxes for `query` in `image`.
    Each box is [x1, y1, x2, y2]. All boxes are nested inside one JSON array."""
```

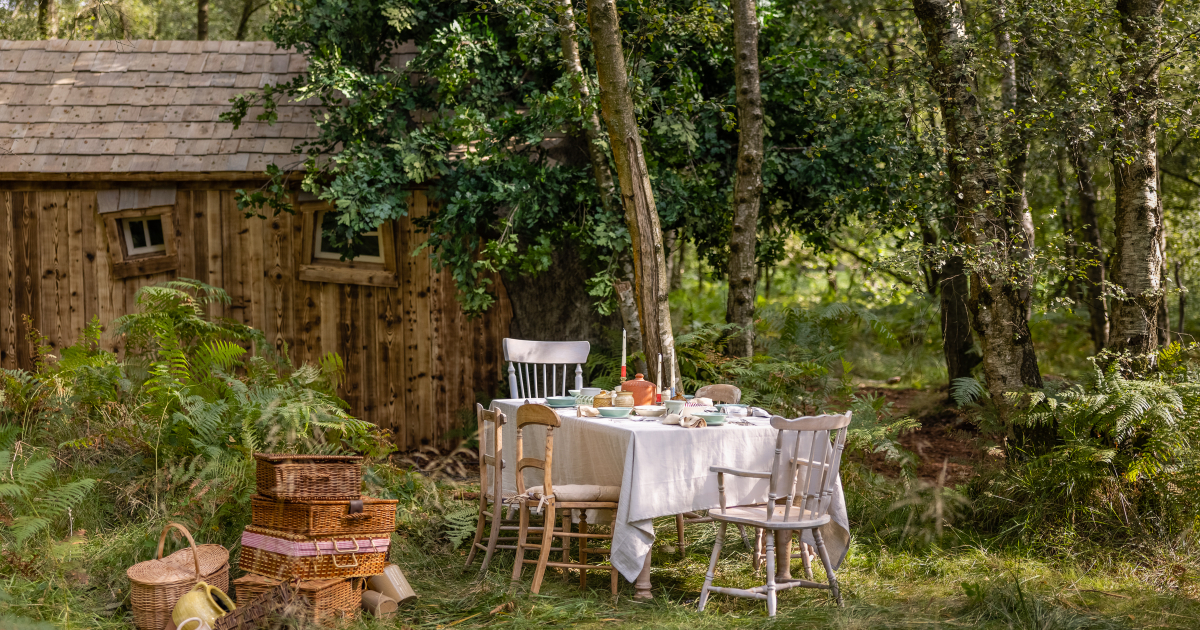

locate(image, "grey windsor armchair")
[[698, 412, 850, 616], [503, 339, 590, 399]]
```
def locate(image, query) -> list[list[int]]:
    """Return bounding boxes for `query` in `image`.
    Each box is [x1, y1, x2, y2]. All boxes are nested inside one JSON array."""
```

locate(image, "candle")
[[669, 350, 675, 398], [656, 352, 663, 393], [621, 329, 627, 379]]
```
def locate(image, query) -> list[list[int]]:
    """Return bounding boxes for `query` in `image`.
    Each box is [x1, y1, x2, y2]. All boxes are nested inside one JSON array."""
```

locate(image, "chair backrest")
[[695, 383, 742, 404], [764, 413, 851, 523], [503, 338, 590, 399], [476, 403, 507, 499], [513, 402, 561, 496]]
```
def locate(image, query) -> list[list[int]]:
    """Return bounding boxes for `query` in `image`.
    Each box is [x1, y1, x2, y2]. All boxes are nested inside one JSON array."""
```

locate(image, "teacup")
[[664, 400, 686, 415]]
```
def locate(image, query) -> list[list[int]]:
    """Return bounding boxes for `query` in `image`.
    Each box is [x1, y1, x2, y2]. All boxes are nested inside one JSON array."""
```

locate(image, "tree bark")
[[913, 0, 1042, 429], [1068, 142, 1109, 352], [725, 0, 765, 359], [235, 0, 264, 40], [940, 255, 980, 386], [996, 0, 1036, 320], [559, 0, 619, 216], [197, 0, 210, 40], [586, 0, 679, 392], [503, 245, 621, 349], [1108, 0, 1165, 356], [37, 0, 57, 39]]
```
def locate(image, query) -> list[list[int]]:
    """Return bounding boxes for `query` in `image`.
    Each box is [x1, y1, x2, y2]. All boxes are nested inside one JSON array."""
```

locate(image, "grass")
[[8, 478, 1200, 630]]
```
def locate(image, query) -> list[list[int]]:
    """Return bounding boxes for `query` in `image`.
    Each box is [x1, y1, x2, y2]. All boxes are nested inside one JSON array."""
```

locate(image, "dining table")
[[488, 398, 851, 599]]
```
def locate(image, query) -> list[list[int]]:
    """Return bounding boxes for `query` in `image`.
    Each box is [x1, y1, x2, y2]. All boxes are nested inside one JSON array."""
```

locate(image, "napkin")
[[750, 407, 771, 417], [578, 406, 600, 417], [661, 413, 707, 428]]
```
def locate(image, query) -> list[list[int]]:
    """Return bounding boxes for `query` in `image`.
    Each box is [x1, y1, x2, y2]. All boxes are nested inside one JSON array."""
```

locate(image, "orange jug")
[[621, 374, 657, 406]]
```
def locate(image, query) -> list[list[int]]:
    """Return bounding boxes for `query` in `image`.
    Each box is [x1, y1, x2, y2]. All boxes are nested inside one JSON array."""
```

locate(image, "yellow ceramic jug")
[[172, 581, 234, 630]]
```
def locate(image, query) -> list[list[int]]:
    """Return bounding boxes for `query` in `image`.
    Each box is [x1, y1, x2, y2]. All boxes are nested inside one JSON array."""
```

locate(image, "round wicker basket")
[[127, 522, 230, 630]]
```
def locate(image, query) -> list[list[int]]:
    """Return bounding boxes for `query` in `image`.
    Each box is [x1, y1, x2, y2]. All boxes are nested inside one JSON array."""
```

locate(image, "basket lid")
[[254, 453, 364, 463], [126, 558, 199, 585], [233, 574, 344, 593], [163, 544, 230, 577]]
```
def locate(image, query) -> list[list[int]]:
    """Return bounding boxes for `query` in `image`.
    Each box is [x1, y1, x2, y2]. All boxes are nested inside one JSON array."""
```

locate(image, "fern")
[[0, 437, 95, 544], [951, 377, 987, 407], [442, 506, 481, 549]]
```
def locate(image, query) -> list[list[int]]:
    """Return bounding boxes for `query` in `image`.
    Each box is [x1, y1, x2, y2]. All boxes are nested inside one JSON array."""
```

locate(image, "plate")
[[598, 407, 632, 418], [633, 405, 666, 417]]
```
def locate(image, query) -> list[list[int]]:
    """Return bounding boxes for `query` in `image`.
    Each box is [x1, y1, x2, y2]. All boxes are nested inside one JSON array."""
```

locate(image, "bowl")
[[683, 394, 695, 400], [546, 396, 576, 408], [692, 411, 727, 426], [580, 387, 603, 397], [598, 407, 631, 418], [716, 403, 748, 411], [568, 389, 581, 396], [664, 400, 686, 415], [634, 405, 666, 417]]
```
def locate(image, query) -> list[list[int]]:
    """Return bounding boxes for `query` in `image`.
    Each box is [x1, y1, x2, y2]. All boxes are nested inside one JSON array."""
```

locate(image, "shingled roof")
[[0, 40, 318, 177]]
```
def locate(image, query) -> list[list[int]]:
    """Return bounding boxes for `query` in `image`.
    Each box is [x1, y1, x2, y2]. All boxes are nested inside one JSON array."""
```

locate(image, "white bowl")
[[580, 387, 603, 397], [634, 405, 667, 417]]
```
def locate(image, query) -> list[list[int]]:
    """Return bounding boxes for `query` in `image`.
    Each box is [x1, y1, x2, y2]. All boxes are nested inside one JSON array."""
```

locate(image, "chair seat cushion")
[[526, 484, 620, 502], [712, 504, 830, 529]]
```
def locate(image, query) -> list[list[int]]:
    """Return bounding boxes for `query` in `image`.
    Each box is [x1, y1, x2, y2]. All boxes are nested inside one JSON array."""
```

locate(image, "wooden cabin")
[[0, 40, 512, 448]]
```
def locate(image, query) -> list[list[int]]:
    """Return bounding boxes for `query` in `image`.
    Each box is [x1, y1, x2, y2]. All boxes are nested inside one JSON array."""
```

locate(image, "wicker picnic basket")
[[254, 453, 363, 501], [238, 526, 388, 580], [233, 574, 363, 626], [213, 579, 305, 630], [127, 522, 231, 630], [250, 495, 398, 537]]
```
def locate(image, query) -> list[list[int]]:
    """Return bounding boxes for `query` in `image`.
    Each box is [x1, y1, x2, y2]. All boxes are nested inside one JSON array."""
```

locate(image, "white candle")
[[657, 352, 663, 393], [669, 350, 675, 397], [622, 329, 627, 367]]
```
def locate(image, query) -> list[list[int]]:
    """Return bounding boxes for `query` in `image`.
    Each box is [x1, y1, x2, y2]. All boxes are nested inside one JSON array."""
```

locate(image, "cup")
[[664, 400, 686, 415]]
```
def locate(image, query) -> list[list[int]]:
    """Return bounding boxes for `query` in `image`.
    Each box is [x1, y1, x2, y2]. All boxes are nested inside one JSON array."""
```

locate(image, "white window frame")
[[312, 211, 384, 264], [121, 216, 168, 257]]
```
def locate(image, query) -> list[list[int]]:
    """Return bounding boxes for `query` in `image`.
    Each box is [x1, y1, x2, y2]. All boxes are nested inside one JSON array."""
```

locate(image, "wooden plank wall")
[[0, 188, 512, 449]]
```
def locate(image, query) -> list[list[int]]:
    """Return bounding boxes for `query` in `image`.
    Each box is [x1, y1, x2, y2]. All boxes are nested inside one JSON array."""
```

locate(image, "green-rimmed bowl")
[[692, 411, 727, 426], [546, 396, 576, 408], [598, 407, 631, 418]]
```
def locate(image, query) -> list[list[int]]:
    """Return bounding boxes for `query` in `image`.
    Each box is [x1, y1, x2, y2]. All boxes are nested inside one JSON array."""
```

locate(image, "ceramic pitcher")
[[172, 582, 234, 630]]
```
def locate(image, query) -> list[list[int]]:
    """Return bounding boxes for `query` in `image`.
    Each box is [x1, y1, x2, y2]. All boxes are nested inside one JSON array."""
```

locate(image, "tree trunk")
[[197, 0, 210, 40], [996, 0, 1036, 320], [913, 0, 1043, 430], [940, 255, 980, 386], [1069, 142, 1109, 352], [503, 245, 621, 350], [1108, 0, 1164, 356], [37, 0, 57, 39], [725, 0, 765, 359], [1055, 149, 1080, 303], [235, 0, 262, 40], [559, 0, 619, 216], [1176, 261, 1186, 336], [586, 0, 679, 392]]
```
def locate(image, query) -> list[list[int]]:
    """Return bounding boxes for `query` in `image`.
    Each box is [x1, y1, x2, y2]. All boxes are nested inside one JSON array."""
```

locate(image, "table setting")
[[487, 330, 850, 598]]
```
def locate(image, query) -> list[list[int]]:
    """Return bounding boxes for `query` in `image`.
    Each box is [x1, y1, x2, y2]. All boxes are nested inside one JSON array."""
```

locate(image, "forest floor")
[[333, 388, 1200, 630]]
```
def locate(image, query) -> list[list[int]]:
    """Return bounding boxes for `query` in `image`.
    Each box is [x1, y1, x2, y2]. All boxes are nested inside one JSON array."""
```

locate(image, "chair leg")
[[479, 500, 504, 574], [737, 524, 753, 551], [764, 529, 777, 617], [800, 541, 814, 580], [530, 505, 557, 594], [698, 522, 726, 612], [578, 513, 589, 589], [813, 528, 842, 607], [751, 527, 764, 572], [509, 501, 531, 588], [464, 500, 487, 570], [561, 512, 573, 582], [676, 513, 687, 557]]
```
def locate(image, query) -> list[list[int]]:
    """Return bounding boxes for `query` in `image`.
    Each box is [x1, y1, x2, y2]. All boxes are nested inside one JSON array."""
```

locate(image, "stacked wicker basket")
[[232, 453, 399, 625]]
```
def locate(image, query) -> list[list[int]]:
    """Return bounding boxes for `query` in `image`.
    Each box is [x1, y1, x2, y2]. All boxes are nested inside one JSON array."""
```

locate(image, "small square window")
[[121, 216, 167, 256], [313, 211, 383, 263]]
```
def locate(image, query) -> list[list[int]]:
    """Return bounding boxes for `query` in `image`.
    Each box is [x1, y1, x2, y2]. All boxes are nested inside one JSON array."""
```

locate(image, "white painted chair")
[[699, 413, 850, 616], [503, 338, 590, 399]]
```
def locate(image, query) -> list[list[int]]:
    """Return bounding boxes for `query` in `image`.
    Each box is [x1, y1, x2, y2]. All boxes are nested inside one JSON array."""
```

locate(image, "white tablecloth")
[[489, 399, 851, 582]]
